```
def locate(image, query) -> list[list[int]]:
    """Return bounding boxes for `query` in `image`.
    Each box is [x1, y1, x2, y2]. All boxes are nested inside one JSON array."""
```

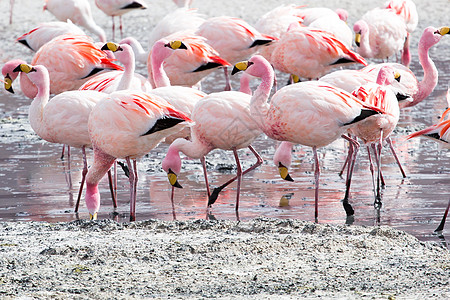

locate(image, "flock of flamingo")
[[2, 0, 449, 234]]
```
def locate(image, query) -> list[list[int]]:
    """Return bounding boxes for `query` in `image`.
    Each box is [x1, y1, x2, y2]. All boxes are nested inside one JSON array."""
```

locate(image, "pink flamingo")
[[16, 21, 86, 52], [94, 0, 147, 40], [86, 90, 191, 220], [270, 25, 367, 81], [9, 63, 117, 214], [15, 34, 122, 99], [233, 55, 387, 221], [345, 66, 400, 209], [43, 0, 106, 43], [161, 65, 267, 211], [79, 42, 151, 93], [196, 16, 276, 90], [353, 8, 407, 61], [172, 0, 191, 8], [382, 0, 418, 66], [405, 89, 450, 233], [145, 31, 230, 88]]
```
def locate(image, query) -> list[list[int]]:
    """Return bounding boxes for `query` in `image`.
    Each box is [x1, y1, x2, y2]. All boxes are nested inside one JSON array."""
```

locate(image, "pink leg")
[[435, 199, 450, 233], [113, 161, 118, 200], [170, 186, 177, 220], [313, 146, 320, 223], [74, 146, 88, 213], [9, 0, 13, 25], [232, 148, 242, 211], [208, 145, 263, 206], [371, 143, 385, 187], [66, 146, 72, 190], [367, 145, 378, 199], [119, 16, 123, 39], [112, 16, 115, 41], [60, 145, 65, 160], [341, 135, 359, 216], [401, 33, 411, 67], [339, 134, 353, 177], [223, 67, 231, 91], [200, 157, 211, 197], [386, 137, 406, 178]]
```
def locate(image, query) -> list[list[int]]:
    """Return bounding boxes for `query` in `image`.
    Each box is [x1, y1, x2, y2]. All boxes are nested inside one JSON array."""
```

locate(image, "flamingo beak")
[[438, 27, 450, 35], [3, 74, 14, 94], [89, 212, 98, 220], [394, 72, 401, 82], [355, 32, 361, 47], [167, 169, 183, 188], [278, 163, 294, 182], [101, 42, 121, 52]]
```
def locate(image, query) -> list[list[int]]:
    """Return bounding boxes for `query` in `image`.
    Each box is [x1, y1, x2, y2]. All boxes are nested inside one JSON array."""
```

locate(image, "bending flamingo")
[[9, 63, 117, 214], [233, 55, 387, 221], [86, 90, 191, 220], [353, 8, 407, 61], [43, 0, 106, 42], [95, 0, 147, 40]]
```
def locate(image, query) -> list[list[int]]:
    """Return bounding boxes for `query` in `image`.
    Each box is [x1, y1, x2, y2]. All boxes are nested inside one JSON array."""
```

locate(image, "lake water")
[[1, 0, 450, 246]]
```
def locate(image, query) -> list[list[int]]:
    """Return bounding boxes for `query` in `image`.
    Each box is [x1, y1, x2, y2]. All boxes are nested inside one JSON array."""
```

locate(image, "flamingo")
[[196, 16, 276, 90], [43, 0, 106, 43], [14, 34, 122, 99], [9, 63, 118, 213], [146, 31, 230, 88], [79, 42, 151, 93], [9, 0, 14, 24], [382, 0, 418, 66], [16, 21, 86, 52], [269, 25, 367, 81], [233, 55, 387, 221], [94, 0, 147, 40], [86, 90, 191, 221], [405, 90, 450, 234], [353, 8, 407, 61]]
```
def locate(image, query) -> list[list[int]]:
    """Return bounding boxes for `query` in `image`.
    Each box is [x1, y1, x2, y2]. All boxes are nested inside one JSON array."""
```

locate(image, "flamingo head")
[[273, 142, 294, 182], [353, 21, 368, 47], [161, 143, 183, 189], [102, 42, 135, 66], [421, 26, 450, 49], [335, 8, 348, 22], [12, 64, 48, 88], [376, 65, 401, 86], [2, 59, 27, 93], [232, 55, 272, 78]]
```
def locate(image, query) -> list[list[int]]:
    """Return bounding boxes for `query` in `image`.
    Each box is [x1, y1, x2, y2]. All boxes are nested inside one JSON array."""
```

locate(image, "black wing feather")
[[142, 117, 185, 136]]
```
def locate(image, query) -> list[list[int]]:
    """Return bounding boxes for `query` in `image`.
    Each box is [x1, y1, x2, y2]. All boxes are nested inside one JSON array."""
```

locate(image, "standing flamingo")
[[79, 42, 151, 93], [196, 16, 276, 90], [353, 8, 407, 61], [269, 25, 367, 81], [233, 55, 387, 221], [95, 0, 147, 40], [382, 0, 418, 66], [86, 90, 191, 220], [9, 63, 118, 213], [15, 34, 122, 99], [43, 0, 106, 43], [16, 21, 86, 52]]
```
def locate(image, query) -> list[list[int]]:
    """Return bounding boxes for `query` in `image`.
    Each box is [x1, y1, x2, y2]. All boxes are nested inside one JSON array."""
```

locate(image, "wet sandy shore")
[[0, 218, 449, 299]]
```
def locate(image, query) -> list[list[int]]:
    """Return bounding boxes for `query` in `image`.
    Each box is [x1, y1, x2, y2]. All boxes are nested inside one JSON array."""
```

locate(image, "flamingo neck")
[[85, 146, 116, 215], [412, 41, 438, 106], [239, 73, 253, 95], [117, 46, 135, 91], [28, 72, 50, 133], [151, 45, 172, 88], [171, 137, 211, 161], [358, 24, 373, 58], [250, 64, 274, 132]]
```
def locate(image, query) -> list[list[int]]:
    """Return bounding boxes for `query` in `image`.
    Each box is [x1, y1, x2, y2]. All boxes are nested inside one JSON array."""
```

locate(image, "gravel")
[[0, 218, 449, 299]]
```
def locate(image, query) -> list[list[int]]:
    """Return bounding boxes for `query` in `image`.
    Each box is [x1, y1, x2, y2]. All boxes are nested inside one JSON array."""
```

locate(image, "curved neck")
[[28, 71, 50, 132], [171, 137, 211, 160], [151, 42, 172, 88], [357, 24, 373, 58], [273, 141, 294, 168], [250, 63, 274, 131], [411, 41, 438, 106]]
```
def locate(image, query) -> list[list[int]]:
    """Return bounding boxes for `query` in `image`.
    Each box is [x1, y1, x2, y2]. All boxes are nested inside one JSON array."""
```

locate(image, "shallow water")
[[1, 0, 450, 245]]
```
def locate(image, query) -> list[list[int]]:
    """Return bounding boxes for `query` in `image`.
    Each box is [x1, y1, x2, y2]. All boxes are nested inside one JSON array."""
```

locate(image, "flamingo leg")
[[367, 145, 378, 200], [341, 135, 359, 216], [66, 146, 72, 190], [107, 169, 118, 209], [435, 199, 450, 233], [170, 186, 177, 220], [61, 145, 65, 159], [112, 16, 115, 41], [371, 143, 385, 187], [223, 67, 231, 91], [9, 0, 13, 25], [386, 136, 406, 178], [313, 146, 320, 223], [126, 157, 137, 221], [119, 16, 123, 39], [200, 157, 211, 197], [208, 145, 263, 206], [74, 146, 88, 213], [232, 148, 242, 212], [339, 134, 353, 177], [113, 161, 118, 200]]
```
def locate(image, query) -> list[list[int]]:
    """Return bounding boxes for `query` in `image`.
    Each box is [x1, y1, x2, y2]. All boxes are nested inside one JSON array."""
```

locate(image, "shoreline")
[[1, 218, 449, 299]]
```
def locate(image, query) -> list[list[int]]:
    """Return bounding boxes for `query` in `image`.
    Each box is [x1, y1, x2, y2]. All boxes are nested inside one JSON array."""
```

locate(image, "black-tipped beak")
[[101, 44, 109, 51], [231, 66, 241, 75], [179, 42, 188, 50], [278, 163, 294, 182], [13, 65, 22, 73], [168, 169, 183, 189], [4, 74, 14, 94]]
